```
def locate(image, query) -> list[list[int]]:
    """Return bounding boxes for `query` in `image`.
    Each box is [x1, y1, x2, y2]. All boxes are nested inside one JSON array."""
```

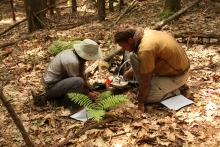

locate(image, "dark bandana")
[[133, 27, 144, 52]]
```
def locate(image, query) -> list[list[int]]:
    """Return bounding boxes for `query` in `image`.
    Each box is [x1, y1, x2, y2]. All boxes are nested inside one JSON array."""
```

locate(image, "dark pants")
[[46, 77, 84, 108]]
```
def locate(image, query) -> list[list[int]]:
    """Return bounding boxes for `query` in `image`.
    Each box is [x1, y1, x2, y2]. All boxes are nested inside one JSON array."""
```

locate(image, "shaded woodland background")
[[0, 0, 220, 146]]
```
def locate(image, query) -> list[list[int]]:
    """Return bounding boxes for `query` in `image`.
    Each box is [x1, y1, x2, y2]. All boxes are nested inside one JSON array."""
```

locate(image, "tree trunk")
[[163, 0, 181, 13], [23, 0, 45, 33], [10, 0, 16, 21], [72, 0, 77, 13], [49, 0, 55, 15], [120, 0, 125, 7], [109, 0, 113, 12], [97, 0, 105, 21]]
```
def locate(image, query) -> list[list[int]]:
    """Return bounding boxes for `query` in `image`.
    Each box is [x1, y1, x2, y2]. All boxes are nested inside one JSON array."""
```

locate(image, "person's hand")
[[137, 102, 145, 113], [88, 91, 99, 100], [123, 68, 133, 80]]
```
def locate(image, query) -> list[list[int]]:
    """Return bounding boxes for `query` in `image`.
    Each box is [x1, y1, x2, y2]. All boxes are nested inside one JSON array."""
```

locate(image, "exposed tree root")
[[174, 32, 220, 44], [0, 89, 36, 147], [151, 0, 203, 30]]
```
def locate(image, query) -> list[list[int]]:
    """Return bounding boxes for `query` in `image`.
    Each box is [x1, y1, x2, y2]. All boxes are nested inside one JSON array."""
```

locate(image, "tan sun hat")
[[74, 39, 102, 60]]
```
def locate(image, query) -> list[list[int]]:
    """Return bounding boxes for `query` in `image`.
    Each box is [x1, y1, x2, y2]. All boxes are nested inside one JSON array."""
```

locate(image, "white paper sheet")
[[160, 95, 194, 110], [70, 108, 92, 121]]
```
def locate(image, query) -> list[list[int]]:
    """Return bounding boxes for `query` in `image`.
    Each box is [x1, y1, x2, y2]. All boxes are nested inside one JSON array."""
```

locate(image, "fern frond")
[[68, 91, 129, 122], [87, 108, 106, 122], [89, 103, 100, 110], [98, 95, 128, 110], [48, 41, 68, 54], [68, 93, 93, 108], [96, 90, 112, 101], [48, 40, 81, 54]]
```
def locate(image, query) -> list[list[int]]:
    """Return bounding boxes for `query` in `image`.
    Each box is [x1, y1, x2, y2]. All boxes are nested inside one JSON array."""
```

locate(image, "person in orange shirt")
[[114, 24, 190, 113]]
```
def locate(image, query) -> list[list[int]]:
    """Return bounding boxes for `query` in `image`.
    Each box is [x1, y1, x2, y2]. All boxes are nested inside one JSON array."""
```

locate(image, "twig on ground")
[[151, 0, 203, 30], [33, 13, 49, 30], [108, 0, 138, 28], [0, 30, 46, 49], [0, 89, 36, 147], [56, 117, 116, 146]]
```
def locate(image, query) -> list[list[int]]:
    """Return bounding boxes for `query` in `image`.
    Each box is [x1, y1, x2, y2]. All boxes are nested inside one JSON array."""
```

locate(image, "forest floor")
[[0, 0, 220, 146]]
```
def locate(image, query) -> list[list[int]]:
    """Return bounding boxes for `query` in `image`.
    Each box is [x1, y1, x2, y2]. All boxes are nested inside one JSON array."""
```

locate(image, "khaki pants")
[[129, 52, 189, 103]]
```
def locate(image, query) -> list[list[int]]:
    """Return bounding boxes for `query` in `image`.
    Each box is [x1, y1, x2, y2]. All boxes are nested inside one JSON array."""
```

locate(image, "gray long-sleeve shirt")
[[43, 49, 79, 84]]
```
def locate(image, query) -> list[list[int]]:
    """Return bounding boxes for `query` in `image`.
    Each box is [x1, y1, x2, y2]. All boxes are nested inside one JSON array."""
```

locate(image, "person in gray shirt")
[[43, 39, 102, 108]]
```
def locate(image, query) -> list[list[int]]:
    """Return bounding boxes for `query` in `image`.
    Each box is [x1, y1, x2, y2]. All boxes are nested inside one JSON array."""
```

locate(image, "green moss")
[[157, 11, 173, 20], [48, 40, 81, 54]]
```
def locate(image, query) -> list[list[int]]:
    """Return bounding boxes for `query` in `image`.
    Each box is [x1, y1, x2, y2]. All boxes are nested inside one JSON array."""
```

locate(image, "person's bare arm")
[[137, 71, 153, 112], [82, 76, 100, 100], [123, 67, 133, 80]]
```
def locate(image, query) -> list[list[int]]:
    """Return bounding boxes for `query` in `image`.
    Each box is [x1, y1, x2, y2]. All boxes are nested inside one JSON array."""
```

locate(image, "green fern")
[[96, 90, 112, 101], [68, 90, 128, 121], [68, 93, 93, 108], [87, 109, 106, 122], [98, 95, 128, 110], [48, 40, 81, 54]]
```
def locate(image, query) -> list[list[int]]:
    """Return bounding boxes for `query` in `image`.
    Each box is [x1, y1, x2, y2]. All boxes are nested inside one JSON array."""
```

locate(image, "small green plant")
[[158, 11, 173, 20], [67, 0, 72, 5], [115, 3, 124, 10], [6, 96, 11, 100], [10, 89, 17, 92], [48, 40, 81, 54], [36, 118, 42, 126], [68, 90, 128, 122], [45, 138, 51, 143]]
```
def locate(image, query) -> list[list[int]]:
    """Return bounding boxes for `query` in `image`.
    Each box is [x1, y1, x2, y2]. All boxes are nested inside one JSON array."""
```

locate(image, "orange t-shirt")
[[138, 30, 189, 76]]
